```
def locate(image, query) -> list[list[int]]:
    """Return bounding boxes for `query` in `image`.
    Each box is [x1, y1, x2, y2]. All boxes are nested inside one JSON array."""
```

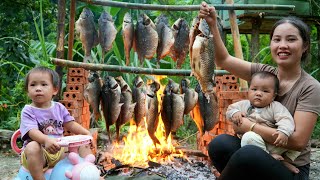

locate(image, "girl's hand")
[[44, 137, 60, 154], [199, 2, 217, 27]]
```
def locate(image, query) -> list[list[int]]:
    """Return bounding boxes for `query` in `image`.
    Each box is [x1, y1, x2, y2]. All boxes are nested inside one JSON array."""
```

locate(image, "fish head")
[[99, 11, 113, 23], [123, 12, 132, 23], [198, 19, 210, 37], [103, 76, 118, 89], [155, 14, 168, 26], [80, 8, 94, 19], [88, 71, 99, 83], [180, 78, 190, 93], [133, 76, 144, 88], [148, 80, 160, 93], [195, 83, 202, 93], [115, 76, 131, 92]]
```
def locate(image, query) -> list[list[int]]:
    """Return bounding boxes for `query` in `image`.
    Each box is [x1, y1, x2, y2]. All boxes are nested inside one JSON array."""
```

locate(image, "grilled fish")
[[101, 76, 123, 141], [146, 80, 161, 145], [122, 13, 134, 66], [98, 11, 117, 63], [180, 78, 198, 114], [83, 71, 102, 128], [134, 14, 158, 65], [190, 19, 216, 100], [155, 14, 174, 67], [115, 76, 136, 141], [132, 76, 147, 127], [170, 18, 190, 69], [75, 7, 99, 63]]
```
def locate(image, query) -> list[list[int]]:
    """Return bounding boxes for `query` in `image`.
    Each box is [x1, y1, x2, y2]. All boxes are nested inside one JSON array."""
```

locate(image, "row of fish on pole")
[[75, 7, 222, 71], [84, 72, 219, 146]]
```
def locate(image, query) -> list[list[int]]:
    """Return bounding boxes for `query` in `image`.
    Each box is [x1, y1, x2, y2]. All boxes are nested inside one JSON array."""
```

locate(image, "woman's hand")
[[199, 2, 217, 27]]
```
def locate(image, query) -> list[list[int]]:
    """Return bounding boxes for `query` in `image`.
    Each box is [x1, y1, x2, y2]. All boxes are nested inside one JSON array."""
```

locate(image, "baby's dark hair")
[[24, 66, 60, 91], [251, 71, 279, 95]]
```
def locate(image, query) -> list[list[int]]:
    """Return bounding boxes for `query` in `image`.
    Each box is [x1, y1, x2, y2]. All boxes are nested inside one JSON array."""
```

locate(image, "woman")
[[199, 2, 320, 179]]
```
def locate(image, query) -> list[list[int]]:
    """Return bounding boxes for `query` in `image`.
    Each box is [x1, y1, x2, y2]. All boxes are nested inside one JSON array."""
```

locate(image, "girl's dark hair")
[[269, 16, 310, 62], [24, 66, 60, 91], [251, 71, 279, 95]]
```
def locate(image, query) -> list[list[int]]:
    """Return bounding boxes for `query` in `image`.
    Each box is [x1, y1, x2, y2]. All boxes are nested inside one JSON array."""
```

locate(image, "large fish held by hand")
[[190, 18, 222, 101], [83, 71, 102, 128], [122, 12, 134, 66], [115, 76, 136, 141], [170, 18, 190, 69], [98, 11, 117, 63], [134, 14, 158, 66], [75, 7, 99, 63], [146, 80, 161, 146], [101, 76, 123, 141]]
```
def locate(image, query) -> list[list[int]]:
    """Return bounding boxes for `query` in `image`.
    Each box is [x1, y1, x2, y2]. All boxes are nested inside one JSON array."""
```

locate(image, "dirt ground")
[[2, 148, 320, 180]]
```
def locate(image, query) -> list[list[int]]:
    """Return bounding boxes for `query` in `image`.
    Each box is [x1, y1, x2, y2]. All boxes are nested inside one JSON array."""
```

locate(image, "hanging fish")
[[180, 78, 198, 114], [75, 7, 99, 63], [170, 18, 190, 69], [98, 11, 117, 63], [122, 12, 134, 66], [115, 76, 136, 142], [134, 14, 158, 66], [132, 76, 147, 127], [83, 71, 102, 128], [101, 76, 123, 141], [146, 80, 161, 146], [155, 14, 174, 68]]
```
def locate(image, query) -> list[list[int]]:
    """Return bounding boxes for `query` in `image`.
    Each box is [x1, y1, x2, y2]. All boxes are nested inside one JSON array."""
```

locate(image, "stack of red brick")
[[197, 75, 248, 156], [59, 68, 90, 130]]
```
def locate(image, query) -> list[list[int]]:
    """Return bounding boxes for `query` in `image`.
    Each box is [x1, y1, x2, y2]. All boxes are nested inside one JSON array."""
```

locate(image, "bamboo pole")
[[51, 58, 230, 76], [78, 0, 294, 11], [226, 0, 248, 91]]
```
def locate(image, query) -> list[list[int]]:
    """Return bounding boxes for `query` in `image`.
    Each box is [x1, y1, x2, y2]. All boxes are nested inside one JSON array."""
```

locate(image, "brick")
[[77, 100, 84, 108], [222, 75, 237, 84], [218, 99, 232, 108], [221, 83, 239, 91], [67, 76, 87, 84], [63, 92, 83, 101], [89, 128, 99, 155], [67, 108, 80, 118], [66, 84, 84, 92], [68, 68, 86, 77], [59, 100, 79, 109], [82, 106, 90, 115], [218, 91, 248, 100], [75, 116, 82, 124]]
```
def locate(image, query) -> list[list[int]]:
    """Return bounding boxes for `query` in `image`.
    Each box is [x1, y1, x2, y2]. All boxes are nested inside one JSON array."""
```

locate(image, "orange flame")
[[112, 75, 183, 167]]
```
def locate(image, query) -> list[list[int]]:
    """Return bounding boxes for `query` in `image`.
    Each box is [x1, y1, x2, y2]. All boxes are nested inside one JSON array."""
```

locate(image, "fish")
[[98, 11, 117, 63], [189, 17, 201, 68], [75, 7, 99, 63], [196, 83, 219, 132], [115, 76, 136, 141], [190, 19, 216, 100], [134, 14, 158, 65], [101, 76, 123, 141], [170, 18, 190, 69], [180, 78, 198, 114], [132, 76, 147, 127], [161, 79, 180, 139], [122, 12, 134, 66], [146, 80, 161, 146], [83, 71, 102, 128], [171, 93, 185, 137], [155, 14, 174, 67]]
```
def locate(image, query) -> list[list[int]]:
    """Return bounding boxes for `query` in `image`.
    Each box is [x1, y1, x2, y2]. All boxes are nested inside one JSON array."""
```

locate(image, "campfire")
[[96, 76, 216, 179]]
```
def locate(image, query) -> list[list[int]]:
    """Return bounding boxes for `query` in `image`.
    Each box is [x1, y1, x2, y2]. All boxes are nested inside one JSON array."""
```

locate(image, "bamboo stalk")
[[67, 0, 76, 60], [51, 58, 230, 76], [78, 0, 294, 11], [226, 0, 248, 91]]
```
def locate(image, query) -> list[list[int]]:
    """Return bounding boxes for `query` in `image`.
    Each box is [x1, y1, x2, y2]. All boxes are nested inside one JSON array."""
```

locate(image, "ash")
[[150, 157, 216, 180]]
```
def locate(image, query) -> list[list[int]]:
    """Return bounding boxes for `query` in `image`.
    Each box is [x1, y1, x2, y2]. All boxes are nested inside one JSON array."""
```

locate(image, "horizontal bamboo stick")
[[51, 58, 230, 76], [78, 0, 295, 11]]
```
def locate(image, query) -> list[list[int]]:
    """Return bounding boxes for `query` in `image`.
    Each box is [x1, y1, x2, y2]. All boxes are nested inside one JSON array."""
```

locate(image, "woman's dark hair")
[[251, 71, 279, 95], [269, 16, 310, 62], [24, 66, 60, 91]]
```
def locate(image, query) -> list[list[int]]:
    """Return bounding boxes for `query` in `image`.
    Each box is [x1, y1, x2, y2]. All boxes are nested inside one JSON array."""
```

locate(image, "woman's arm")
[[199, 2, 252, 81], [235, 111, 317, 151]]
